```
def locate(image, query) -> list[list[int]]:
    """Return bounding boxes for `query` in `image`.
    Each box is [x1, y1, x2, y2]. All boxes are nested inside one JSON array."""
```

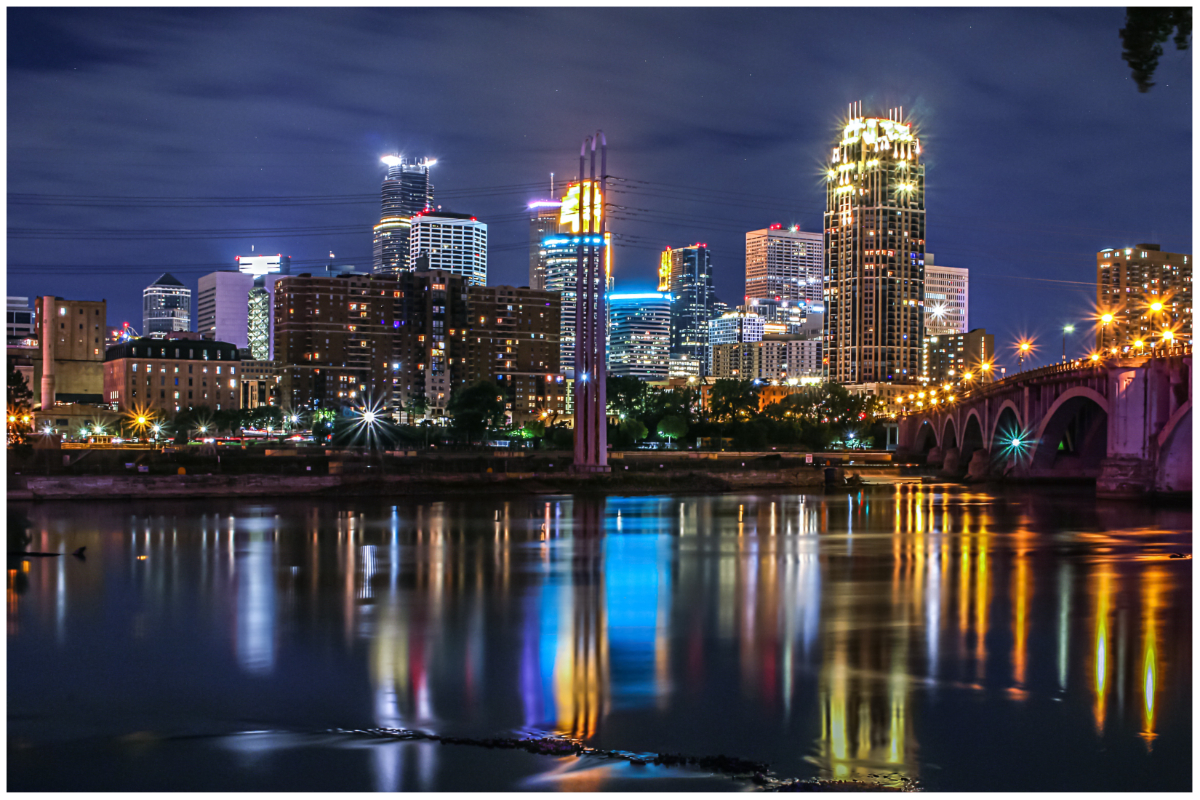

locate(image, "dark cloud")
[[6, 7, 1191, 366]]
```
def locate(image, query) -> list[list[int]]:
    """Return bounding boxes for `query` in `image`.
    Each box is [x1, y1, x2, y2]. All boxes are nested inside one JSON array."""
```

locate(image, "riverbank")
[[8, 464, 862, 501]]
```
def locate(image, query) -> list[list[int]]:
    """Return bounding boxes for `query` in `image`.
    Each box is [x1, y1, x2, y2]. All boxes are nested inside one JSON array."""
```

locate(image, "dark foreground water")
[[7, 485, 1192, 791]]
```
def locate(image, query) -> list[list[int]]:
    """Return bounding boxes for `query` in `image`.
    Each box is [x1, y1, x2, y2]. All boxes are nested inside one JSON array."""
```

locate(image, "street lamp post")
[[1018, 341, 1031, 371], [1100, 313, 1114, 350], [1062, 324, 1074, 362]]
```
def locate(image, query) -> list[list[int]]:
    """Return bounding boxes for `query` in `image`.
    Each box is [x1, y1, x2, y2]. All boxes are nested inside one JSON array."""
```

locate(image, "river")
[[6, 485, 1191, 791]]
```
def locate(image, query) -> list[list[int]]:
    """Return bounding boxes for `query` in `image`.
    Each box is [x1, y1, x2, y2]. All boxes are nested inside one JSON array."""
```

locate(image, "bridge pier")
[[1096, 457, 1155, 499], [939, 446, 961, 477], [965, 449, 990, 482]]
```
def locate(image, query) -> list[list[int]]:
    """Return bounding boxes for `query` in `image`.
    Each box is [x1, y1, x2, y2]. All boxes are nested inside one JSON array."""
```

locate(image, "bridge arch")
[[988, 400, 1024, 451], [1029, 387, 1109, 476], [960, 410, 985, 464], [1156, 400, 1191, 493], [913, 418, 938, 456], [941, 416, 958, 451]]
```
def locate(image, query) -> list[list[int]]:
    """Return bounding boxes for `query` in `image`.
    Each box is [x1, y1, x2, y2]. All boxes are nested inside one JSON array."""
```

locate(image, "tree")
[[708, 379, 760, 423], [447, 381, 507, 445], [621, 416, 648, 442], [607, 375, 649, 418], [1121, 7, 1191, 92], [657, 414, 688, 444], [7, 362, 33, 445]]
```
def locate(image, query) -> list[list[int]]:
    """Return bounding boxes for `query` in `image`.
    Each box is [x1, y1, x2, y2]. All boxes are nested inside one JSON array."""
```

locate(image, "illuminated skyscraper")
[[745, 225, 823, 304], [373, 155, 435, 275], [662, 244, 720, 370], [529, 200, 564, 290], [541, 180, 612, 377], [409, 210, 487, 287], [1096, 243, 1191, 348], [824, 103, 926, 385], [607, 292, 671, 380], [142, 273, 191, 337]]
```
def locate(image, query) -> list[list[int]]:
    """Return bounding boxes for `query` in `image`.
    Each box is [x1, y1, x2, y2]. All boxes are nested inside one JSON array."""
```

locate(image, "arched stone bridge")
[[896, 348, 1191, 498]]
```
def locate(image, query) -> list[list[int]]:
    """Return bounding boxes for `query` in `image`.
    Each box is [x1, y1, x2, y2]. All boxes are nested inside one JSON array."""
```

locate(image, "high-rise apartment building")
[[922, 328, 994, 385], [924, 256, 968, 336], [34, 296, 107, 409], [1096, 244, 1192, 348], [465, 285, 565, 425], [273, 270, 468, 420], [710, 337, 822, 381], [607, 292, 672, 381], [197, 272, 253, 349], [409, 211, 488, 286], [743, 296, 823, 338], [824, 104, 926, 385], [528, 200, 564, 291], [662, 244, 720, 368], [746, 224, 824, 304], [143, 273, 191, 337], [373, 155, 434, 275]]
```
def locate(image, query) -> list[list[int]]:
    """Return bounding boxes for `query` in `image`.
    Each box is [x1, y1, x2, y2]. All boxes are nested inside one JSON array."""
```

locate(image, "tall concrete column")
[[40, 296, 56, 412], [1097, 361, 1153, 498]]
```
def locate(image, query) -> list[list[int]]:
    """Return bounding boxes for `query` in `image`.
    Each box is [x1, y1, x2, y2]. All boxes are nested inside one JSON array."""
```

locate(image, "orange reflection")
[[1009, 531, 1032, 698], [1139, 566, 1165, 749], [1090, 565, 1116, 734]]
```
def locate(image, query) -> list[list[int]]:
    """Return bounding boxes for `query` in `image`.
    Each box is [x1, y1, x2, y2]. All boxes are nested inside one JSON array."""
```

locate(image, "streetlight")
[[1062, 324, 1074, 362], [1100, 313, 1114, 349], [1017, 341, 1032, 370], [1161, 329, 1175, 349]]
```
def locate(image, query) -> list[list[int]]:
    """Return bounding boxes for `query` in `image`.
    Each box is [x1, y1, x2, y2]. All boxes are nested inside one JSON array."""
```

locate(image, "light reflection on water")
[[6, 485, 1192, 792]]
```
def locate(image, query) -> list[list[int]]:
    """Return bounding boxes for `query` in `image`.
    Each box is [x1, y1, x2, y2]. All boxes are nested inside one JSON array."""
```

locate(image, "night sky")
[[7, 7, 1191, 371]]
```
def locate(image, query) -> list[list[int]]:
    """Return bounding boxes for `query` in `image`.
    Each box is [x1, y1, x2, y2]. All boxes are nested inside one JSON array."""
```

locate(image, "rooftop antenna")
[[551, 172, 555, 197]]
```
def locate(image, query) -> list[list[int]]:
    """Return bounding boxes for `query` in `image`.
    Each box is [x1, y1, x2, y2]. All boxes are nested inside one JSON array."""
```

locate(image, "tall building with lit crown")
[[607, 292, 672, 381], [143, 273, 191, 337], [824, 103, 926, 385], [409, 210, 487, 287], [745, 224, 823, 304], [373, 155, 434, 275], [541, 180, 612, 377], [923, 256, 968, 336], [663, 244, 720, 369], [1096, 244, 1191, 348]]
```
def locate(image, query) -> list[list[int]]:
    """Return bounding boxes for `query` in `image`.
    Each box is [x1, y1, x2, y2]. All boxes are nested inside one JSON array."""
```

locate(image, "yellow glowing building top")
[[559, 181, 603, 233], [840, 116, 915, 147], [658, 248, 671, 292]]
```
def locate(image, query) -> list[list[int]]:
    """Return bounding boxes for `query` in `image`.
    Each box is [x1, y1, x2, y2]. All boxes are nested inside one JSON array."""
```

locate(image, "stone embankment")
[[8, 466, 838, 502]]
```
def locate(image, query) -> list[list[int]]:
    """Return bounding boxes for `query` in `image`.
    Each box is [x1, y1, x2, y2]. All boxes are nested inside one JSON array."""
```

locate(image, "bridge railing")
[[892, 343, 1190, 417]]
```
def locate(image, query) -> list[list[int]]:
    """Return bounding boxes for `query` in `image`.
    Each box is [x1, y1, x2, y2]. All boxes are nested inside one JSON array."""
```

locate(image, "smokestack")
[[40, 296, 56, 411]]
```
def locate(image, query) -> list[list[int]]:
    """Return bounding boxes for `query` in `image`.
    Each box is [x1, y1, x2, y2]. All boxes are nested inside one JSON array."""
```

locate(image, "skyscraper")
[[541, 180, 612, 377], [663, 244, 720, 369], [143, 273, 191, 337], [745, 224, 823, 305], [1096, 243, 1191, 348], [528, 200, 563, 290], [607, 292, 672, 381], [824, 104, 926, 385], [409, 210, 488, 286], [923, 256, 968, 336], [197, 271, 253, 349], [373, 155, 434, 275]]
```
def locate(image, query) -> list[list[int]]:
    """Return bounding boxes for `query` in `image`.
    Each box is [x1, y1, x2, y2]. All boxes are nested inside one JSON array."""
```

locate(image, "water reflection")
[[7, 486, 1192, 792]]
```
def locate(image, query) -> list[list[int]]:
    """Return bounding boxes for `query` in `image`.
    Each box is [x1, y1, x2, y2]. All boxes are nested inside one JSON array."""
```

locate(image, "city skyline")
[[6, 7, 1192, 372]]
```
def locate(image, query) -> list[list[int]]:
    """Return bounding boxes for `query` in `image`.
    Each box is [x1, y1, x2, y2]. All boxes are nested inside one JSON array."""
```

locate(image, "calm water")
[[7, 486, 1192, 791]]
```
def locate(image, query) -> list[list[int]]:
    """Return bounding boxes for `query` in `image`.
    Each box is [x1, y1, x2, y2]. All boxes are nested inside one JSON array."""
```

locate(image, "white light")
[[363, 410, 378, 424], [380, 155, 403, 167], [580, 372, 589, 382]]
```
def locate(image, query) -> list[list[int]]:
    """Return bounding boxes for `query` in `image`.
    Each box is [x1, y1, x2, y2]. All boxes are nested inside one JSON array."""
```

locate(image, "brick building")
[[103, 337, 241, 414], [465, 285, 565, 425]]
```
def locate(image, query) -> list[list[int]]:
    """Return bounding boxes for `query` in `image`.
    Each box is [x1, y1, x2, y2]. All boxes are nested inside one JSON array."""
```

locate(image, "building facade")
[[824, 105, 926, 385], [744, 296, 824, 338], [409, 211, 488, 287], [273, 270, 468, 420], [745, 224, 824, 304], [528, 200, 564, 291], [663, 244, 720, 368], [924, 257, 968, 336], [103, 337, 241, 414], [239, 359, 280, 408], [706, 310, 765, 373], [373, 156, 434, 275], [465, 285, 565, 425], [34, 296, 106, 409], [1096, 244, 1192, 348], [142, 273, 191, 337], [710, 337, 822, 381], [922, 328, 994, 385], [7, 296, 34, 344], [197, 272, 254, 349], [607, 292, 671, 381]]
